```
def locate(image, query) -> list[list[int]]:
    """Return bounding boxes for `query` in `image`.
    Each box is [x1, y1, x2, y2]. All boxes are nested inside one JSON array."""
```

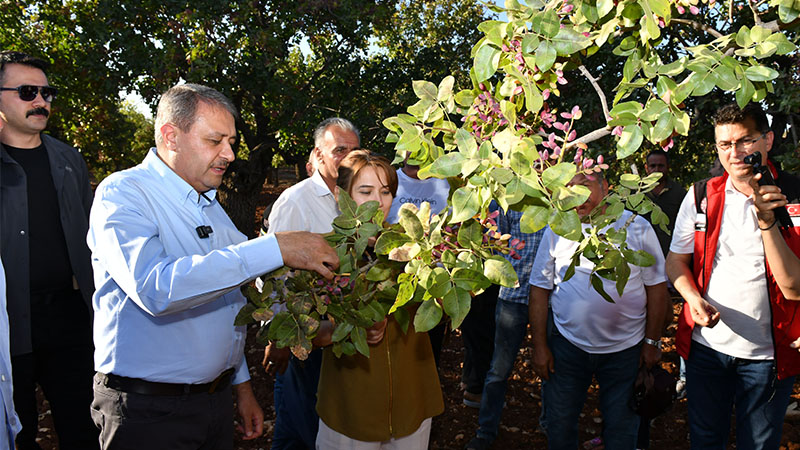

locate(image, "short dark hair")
[[646, 149, 669, 164], [0, 51, 48, 85], [713, 103, 770, 134], [154, 83, 238, 146]]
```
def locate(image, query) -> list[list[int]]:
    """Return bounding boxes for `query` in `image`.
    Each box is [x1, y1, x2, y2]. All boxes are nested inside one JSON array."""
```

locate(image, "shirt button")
[[1, 374, 6, 382], [19, 230, 25, 235]]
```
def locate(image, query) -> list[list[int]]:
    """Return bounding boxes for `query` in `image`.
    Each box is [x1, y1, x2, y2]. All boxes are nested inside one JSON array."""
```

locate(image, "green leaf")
[[483, 255, 519, 288], [437, 76, 455, 102], [414, 300, 443, 333], [428, 152, 465, 177], [650, 114, 674, 143], [450, 187, 480, 223], [549, 209, 582, 241], [337, 189, 358, 218], [455, 128, 478, 156], [615, 258, 631, 297], [396, 127, 423, 153], [457, 219, 483, 249], [455, 89, 476, 107], [443, 288, 472, 329], [374, 231, 412, 255], [234, 303, 257, 326], [617, 124, 643, 159], [744, 65, 779, 82], [598, 0, 615, 17], [735, 78, 755, 108], [350, 326, 369, 357], [520, 204, 551, 233], [413, 80, 437, 101], [355, 200, 380, 224], [553, 185, 591, 211], [536, 40, 557, 72], [475, 44, 501, 82], [714, 65, 739, 91], [551, 27, 592, 55], [366, 263, 392, 282], [538, 9, 561, 38], [542, 162, 577, 189], [394, 308, 410, 334], [492, 128, 522, 155], [590, 273, 615, 303], [622, 249, 657, 266], [331, 322, 354, 343]]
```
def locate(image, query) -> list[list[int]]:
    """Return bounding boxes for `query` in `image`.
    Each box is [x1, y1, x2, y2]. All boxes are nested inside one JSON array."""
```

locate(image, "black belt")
[[98, 368, 234, 396]]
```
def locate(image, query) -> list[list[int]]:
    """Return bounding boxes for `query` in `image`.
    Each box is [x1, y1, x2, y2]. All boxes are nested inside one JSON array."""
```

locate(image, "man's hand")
[[234, 381, 264, 440], [749, 173, 787, 225], [366, 318, 388, 345], [533, 344, 555, 381], [640, 342, 662, 369], [312, 320, 335, 348], [274, 231, 339, 279], [262, 342, 290, 376], [689, 298, 720, 328]]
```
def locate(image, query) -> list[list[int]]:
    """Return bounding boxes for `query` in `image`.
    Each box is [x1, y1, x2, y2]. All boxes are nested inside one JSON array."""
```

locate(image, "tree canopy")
[[0, 0, 487, 233]]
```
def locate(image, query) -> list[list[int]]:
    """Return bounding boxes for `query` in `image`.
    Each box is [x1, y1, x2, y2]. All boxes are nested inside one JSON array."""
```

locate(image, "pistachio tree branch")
[[578, 65, 610, 120], [564, 126, 613, 150], [671, 18, 725, 39], [748, 0, 764, 26]]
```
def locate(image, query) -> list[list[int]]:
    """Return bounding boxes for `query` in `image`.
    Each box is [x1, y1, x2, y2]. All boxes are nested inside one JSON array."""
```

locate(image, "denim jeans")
[[271, 348, 323, 450], [686, 341, 794, 450], [461, 285, 499, 394], [475, 300, 529, 442], [543, 330, 641, 450]]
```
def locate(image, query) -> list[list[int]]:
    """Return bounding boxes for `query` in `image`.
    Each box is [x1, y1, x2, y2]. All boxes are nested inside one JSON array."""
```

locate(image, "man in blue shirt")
[[465, 207, 546, 450], [88, 83, 338, 449]]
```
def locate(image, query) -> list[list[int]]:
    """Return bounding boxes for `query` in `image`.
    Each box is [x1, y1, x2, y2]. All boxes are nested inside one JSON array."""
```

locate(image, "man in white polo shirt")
[[529, 171, 668, 450]]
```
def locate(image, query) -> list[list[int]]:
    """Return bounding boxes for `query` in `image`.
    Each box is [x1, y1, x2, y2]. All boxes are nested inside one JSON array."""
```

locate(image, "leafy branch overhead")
[[383, 0, 797, 297]]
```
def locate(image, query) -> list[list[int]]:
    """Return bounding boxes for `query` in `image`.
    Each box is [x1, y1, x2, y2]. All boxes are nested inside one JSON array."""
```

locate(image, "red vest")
[[676, 167, 800, 380]]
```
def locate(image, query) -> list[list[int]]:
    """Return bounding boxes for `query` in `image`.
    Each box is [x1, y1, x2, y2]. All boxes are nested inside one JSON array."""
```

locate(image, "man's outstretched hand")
[[275, 231, 339, 279]]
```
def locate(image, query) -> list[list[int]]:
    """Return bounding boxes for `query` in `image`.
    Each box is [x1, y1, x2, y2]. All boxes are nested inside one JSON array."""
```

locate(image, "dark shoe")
[[465, 436, 492, 450], [463, 391, 482, 408]]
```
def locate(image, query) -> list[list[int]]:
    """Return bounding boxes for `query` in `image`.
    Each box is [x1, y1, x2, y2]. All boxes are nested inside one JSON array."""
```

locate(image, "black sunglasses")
[[0, 85, 58, 102]]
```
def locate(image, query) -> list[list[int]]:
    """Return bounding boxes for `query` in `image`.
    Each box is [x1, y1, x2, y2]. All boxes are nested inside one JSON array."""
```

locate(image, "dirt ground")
[[30, 174, 800, 449]]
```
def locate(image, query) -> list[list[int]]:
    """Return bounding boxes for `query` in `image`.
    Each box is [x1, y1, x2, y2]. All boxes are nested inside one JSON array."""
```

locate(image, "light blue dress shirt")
[[88, 149, 284, 385], [0, 258, 21, 448]]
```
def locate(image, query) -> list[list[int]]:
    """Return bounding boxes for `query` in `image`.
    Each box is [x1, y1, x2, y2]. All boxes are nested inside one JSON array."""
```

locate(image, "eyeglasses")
[[716, 133, 765, 152], [0, 85, 58, 102]]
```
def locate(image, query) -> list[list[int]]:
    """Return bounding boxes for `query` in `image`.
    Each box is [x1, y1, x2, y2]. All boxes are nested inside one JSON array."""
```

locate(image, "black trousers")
[[12, 344, 99, 450], [91, 375, 234, 450], [460, 284, 499, 394]]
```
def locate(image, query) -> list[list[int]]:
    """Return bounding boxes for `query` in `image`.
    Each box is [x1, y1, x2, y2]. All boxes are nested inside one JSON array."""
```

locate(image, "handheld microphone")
[[743, 152, 793, 229]]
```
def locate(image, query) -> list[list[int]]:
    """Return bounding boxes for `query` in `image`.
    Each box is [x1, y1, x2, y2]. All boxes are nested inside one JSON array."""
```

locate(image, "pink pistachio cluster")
[[314, 275, 353, 304]]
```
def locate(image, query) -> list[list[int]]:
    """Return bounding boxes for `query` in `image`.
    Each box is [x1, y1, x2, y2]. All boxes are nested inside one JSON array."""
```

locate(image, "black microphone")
[[196, 225, 214, 239], [744, 152, 793, 229]]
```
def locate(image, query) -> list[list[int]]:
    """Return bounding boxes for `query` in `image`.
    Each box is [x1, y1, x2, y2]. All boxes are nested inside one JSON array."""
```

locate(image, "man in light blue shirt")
[[0, 252, 22, 449], [87, 83, 338, 450]]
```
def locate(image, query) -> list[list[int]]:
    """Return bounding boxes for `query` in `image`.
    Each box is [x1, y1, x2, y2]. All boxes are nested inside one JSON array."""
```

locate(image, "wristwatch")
[[644, 337, 662, 350]]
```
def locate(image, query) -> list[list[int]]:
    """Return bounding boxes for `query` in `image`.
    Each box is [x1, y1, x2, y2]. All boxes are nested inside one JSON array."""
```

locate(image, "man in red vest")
[[666, 103, 800, 449]]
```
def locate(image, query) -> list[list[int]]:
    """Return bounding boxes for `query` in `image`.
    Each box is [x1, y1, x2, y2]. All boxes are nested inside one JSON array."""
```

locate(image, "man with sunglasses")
[[667, 103, 800, 449], [0, 51, 99, 449]]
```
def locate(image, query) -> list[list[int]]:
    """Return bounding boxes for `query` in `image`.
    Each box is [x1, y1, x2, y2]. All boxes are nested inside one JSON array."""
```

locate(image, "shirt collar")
[[142, 148, 217, 206], [311, 170, 334, 198]]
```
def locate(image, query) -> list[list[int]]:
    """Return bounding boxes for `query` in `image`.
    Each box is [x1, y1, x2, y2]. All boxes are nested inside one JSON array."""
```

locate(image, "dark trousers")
[[12, 345, 99, 450], [272, 349, 323, 450], [91, 374, 234, 450], [460, 285, 499, 394]]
